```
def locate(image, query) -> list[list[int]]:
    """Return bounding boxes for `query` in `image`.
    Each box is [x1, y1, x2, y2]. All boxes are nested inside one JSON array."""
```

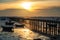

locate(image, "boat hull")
[[15, 25, 24, 28], [2, 26, 14, 32]]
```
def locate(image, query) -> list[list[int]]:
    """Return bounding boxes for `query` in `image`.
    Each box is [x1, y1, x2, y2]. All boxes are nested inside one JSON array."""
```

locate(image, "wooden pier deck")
[[24, 17, 60, 38]]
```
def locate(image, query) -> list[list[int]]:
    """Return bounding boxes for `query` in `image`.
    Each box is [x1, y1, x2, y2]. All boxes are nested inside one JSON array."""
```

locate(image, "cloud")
[[28, 0, 60, 1], [0, 0, 60, 3], [31, 1, 60, 9], [0, 6, 60, 17], [0, 0, 20, 3], [0, 9, 32, 17], [32, 6, 60, 17]]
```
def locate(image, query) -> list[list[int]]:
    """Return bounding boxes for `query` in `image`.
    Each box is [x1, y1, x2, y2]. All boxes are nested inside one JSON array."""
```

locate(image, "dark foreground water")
[[0, 28, 50, 40]]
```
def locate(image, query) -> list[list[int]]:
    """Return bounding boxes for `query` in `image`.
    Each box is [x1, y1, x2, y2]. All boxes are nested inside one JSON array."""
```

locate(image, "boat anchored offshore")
[[1, 20, 14, 32]]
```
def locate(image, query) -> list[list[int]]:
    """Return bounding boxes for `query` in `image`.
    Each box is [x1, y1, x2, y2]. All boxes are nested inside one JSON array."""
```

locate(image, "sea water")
[[0, 28, 50, 40], [0, 20, 50, 40]]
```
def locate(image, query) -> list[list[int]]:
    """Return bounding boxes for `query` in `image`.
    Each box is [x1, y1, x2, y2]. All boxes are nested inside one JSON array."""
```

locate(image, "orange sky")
[[0, 0, 60, 17], [0, 1, 60, 10]]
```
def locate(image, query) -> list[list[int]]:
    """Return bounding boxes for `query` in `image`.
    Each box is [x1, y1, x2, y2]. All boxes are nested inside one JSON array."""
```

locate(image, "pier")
[[24, 17, 60, 37]]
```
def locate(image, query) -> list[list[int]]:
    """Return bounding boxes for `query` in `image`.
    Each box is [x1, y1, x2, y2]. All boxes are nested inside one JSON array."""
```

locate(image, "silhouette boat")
[[14, 22, 24, 28], [1, 20, 14, 32]]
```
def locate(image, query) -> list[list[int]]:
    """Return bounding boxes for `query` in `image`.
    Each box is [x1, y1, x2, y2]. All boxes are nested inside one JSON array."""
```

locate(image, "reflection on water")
[[14, 28, 40, 39], [0, 28, 50, 40]]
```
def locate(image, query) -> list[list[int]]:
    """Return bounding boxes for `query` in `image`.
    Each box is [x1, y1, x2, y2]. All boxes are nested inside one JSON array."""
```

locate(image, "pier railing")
[[24, 18, 60, 36]]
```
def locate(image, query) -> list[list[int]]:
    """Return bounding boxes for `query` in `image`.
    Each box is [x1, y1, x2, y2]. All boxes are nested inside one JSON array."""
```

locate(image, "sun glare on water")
[[21, 2, 32, 10]]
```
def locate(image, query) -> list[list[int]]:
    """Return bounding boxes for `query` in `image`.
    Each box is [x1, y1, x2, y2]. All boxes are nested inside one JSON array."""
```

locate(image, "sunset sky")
[[0, 0, 60, 17]]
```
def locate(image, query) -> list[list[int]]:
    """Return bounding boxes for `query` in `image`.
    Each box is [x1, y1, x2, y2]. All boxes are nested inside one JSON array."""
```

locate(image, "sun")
[[21, 2, 32, 10]]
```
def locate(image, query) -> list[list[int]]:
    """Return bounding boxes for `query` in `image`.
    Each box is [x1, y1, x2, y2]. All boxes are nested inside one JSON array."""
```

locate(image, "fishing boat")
[[14, 22, 24, 28], [1, 20, 14, 32]]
